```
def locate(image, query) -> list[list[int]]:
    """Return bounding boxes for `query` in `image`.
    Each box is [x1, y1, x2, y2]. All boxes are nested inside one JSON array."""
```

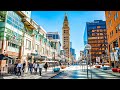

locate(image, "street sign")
[[85, 44, 91, 50]]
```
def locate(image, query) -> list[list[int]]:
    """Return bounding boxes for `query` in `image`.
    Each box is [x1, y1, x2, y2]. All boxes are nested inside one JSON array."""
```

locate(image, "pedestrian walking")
[[44, 62, 49, 72], [27, 62, 30, 73], [8, 62, 11, 74], [39, 61, 44, 76], [68, 63, 69, 67], [102, 61, 104, 67], [22, 61, 26, 73], [17, 61, 22, 77], [14, 62, 18, 75], [33, 62, 38, 74], [29, 62, 33, 74]]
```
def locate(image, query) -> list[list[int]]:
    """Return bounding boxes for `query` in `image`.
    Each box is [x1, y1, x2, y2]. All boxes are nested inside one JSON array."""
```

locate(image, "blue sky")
[[31, 11, 105, 59]]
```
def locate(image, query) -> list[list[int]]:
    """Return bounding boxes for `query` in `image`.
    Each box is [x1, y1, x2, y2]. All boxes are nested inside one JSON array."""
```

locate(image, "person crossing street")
[[38, 61, 44, 76]]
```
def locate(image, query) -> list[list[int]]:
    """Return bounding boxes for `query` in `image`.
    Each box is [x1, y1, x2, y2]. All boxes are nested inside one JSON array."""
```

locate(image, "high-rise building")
[[70, 42, 72, 48], [105, 11, 120, 66], [84, 20, 107, 62], [46, 32, 60, 40], [62, 13, 70, 61], [46, 32, 61, 58], [70, 42, 76, 61]]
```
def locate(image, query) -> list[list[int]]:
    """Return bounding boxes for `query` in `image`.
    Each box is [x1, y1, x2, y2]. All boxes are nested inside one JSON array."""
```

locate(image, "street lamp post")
[[52, 52, 55, 68], [86, 50, 88, 78], [85, 44, 92, 79]]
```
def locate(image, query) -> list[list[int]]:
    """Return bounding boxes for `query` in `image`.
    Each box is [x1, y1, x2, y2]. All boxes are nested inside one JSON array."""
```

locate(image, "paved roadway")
[[51, 65, 120, 79]]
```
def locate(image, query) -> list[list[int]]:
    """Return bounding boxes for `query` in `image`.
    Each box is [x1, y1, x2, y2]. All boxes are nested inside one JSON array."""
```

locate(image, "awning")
[[0, 54, 13, 60]]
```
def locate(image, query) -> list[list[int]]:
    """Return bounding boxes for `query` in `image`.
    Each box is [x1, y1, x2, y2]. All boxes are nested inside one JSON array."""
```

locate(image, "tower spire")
[[65, 12, 67, 16], [64, 12, 68, 21]]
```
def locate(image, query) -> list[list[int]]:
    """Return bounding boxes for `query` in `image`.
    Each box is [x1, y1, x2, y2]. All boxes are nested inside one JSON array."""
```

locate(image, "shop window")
[[116, 26, 118, 33], [26, 39, 31, 50], [108, 11, 111, 17]]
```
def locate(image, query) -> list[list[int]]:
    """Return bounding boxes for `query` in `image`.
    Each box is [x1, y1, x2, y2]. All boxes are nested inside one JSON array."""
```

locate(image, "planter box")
[[102, 67, 107, 70], [95, 65, 101, 68], [61, 65, 66, 69], [53, 68, 60, 72], [117, 68, 120, 73], [112, 68, 118, 72]]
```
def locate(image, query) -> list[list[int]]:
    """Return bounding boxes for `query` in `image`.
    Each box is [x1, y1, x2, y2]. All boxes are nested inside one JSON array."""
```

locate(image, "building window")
[[35, 44, 39, 51], [110, 32, 111, 37], [97, 26, 101, 28], [118, 24, 120, 31], [109, 20, 112, 27], [116, 26, 118, 33], [114, 11, 118, 21], [8, 42, 19, 49], [116, 11, 118, 19], [106, 15, 108, 19], [53, 35, 55, 39], [112, 31, 113, 36], [26, 39, 31, 50], [114, 14, 116, 21], [7, 11, 24, 31], [56, 35, 59, 39], [108, 11, 111, 17]]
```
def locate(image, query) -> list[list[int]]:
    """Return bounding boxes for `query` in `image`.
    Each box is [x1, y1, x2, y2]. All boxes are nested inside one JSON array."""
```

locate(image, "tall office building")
[[84, 20, 107, 62], [105, 11, 120, 66], [62, 13, 70, 61]]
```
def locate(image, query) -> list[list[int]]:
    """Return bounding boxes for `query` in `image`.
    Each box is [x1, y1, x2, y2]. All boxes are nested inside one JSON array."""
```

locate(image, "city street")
[[51, 65, 120, 79], [1, 64, 120, 79]]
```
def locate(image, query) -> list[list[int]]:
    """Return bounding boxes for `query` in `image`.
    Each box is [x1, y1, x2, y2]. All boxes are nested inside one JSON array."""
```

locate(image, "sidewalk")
[[91, 65, 120, 77], [0, 66, 65, 79]]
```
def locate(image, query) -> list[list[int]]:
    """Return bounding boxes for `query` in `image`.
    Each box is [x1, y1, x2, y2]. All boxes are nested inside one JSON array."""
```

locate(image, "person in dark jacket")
[[29, 63, 33, 74], [22, 61, 26, 73], [44, 62, 48, 72], [14, 62, 18, 75]]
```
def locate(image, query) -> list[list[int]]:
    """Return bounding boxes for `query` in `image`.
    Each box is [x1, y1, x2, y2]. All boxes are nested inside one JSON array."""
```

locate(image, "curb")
[[49, 71, 64, 79]]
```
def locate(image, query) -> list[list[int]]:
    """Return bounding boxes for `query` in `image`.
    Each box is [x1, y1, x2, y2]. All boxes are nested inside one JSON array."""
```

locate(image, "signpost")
[[85, 44, 92, 79]]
